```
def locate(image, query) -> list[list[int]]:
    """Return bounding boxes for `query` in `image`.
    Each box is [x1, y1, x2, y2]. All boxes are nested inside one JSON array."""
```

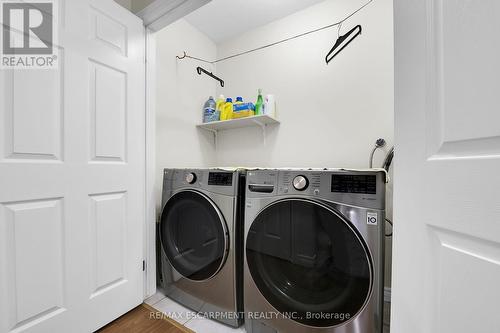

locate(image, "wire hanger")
[[325, 24, 362, 64], [176, 0, 373, 64], [197, 66, 224, 87]]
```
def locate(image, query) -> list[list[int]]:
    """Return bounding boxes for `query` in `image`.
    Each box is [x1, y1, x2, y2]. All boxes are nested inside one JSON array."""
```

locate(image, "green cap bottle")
[[255, 89, 264, 115]]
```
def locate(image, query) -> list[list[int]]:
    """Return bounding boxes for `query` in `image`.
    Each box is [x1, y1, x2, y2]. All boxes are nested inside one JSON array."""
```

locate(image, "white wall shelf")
[[197, 115, 280, 149]]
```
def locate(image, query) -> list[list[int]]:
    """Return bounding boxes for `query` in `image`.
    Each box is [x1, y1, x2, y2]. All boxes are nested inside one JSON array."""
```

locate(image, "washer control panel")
[[278, 171, 322, 195], [246, 169, 386, 209]]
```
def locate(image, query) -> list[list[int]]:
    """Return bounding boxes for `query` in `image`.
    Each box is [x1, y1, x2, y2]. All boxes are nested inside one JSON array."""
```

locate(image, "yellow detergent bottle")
[[221, 98, 233, 120], [215, 94, 225, 119]]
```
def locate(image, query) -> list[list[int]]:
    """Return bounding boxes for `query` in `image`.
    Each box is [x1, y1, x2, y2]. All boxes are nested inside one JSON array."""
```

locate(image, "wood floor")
[[97, 300, 391, 333], [97, 304, 193, 333]]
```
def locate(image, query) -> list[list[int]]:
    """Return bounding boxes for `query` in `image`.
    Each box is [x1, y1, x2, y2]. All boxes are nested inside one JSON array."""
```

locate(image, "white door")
[[392, 1, 500, 332], [0, 1, 145, 332]]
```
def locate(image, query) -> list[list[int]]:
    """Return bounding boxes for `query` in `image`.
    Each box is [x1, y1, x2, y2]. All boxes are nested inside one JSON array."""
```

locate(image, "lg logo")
[[367, 212, 378, 226]]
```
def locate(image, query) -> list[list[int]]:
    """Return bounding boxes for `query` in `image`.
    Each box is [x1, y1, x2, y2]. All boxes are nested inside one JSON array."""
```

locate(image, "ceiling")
[[184, 0, 327, 44]]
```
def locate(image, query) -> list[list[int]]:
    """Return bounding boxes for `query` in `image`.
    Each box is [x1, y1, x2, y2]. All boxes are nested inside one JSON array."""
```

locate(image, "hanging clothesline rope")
[[176, 0, 373, 64]]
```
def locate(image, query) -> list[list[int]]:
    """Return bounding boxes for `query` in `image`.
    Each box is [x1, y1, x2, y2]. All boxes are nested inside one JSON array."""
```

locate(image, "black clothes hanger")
[[196, 66, 224, 87], [325, 24, 362, 64]]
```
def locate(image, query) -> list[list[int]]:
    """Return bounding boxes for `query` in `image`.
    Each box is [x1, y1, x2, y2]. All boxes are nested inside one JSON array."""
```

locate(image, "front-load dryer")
[[244, 169, 386, 333], [158, 169, 244, 327]]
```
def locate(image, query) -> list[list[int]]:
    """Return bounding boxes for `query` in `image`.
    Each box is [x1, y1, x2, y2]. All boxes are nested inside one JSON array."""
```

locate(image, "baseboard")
[[384, 287, 391, 303]]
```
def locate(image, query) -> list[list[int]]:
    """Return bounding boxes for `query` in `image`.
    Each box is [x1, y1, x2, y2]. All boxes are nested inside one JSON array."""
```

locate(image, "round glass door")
[[160, 190, 228, 281], [246, 199, 372, 328]]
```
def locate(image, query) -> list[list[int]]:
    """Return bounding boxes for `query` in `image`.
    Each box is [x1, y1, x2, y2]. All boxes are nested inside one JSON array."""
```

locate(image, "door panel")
[[426, 0, 500, 160], [2, 62, 63, 161], [11, 69, 63, 159], [90, 7, 128, 56], [89, 59, 127, 162], [393, 0, 500, 332], [0, 1, 145, 332], [89, 192, 127, 298], [2, 199, 65, 330], [431, 228, 500, 333]]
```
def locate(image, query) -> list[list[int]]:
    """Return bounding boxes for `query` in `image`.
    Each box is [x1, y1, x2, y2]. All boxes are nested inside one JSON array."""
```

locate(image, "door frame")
[[141, 0, 215, 300], [144, 27, 157, 298]]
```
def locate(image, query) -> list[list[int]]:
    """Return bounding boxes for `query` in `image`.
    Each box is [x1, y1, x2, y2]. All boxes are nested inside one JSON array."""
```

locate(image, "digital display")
[[208, 172, 233, 186], [331, 175, 376, 194]]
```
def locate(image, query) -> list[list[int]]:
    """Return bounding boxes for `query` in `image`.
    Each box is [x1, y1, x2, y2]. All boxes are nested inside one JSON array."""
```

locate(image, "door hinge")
[[142, 260, 146, 272]]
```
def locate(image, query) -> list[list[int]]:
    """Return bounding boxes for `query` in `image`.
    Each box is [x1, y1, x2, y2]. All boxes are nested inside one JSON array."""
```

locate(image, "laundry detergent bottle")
[[216, 94, 225, 116], [235, 97, 244, 105], [221, 98, 233, 121]]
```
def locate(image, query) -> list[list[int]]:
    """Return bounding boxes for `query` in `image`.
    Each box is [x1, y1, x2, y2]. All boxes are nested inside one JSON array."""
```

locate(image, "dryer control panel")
[[163, 169, 238, 197], [208, 172, 233, 186]]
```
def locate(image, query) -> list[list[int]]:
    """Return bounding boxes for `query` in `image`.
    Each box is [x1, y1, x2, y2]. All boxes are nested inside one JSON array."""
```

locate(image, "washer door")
[[160, 190, 228, 281], [246, 199, 372, 328]]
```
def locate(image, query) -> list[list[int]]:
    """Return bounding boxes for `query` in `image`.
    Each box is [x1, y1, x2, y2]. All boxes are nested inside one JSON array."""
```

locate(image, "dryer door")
[[160, 190, 229, 281], [246, 199, 372, 328]]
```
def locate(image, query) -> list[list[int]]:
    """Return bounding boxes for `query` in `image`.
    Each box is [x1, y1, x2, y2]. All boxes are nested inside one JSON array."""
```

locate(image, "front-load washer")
[[244, 169, 386, 333], [158, 168, 245, 327]]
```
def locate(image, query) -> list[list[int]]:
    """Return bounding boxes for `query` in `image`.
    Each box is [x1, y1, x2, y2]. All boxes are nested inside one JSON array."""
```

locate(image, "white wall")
[[214, 0, 394, 287], [155, 19, 218, 210], [215, 0, 393, 169]]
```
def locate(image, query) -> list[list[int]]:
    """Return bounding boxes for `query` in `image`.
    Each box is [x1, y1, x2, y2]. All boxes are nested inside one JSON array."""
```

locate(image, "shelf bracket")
[[197, 115, 279, 149], [205, 128, 218, 150], [252, 119, 268, 145]]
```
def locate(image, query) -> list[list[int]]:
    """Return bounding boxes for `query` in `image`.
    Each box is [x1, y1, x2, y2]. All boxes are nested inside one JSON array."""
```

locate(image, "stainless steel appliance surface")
[[158, 169, 245, 327], [244, 169, 386, 333]]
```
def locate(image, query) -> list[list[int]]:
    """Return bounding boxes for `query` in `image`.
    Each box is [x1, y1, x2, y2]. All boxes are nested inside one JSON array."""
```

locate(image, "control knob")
[[293, 175, 309, 191], [186, 173, 197, 184]]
